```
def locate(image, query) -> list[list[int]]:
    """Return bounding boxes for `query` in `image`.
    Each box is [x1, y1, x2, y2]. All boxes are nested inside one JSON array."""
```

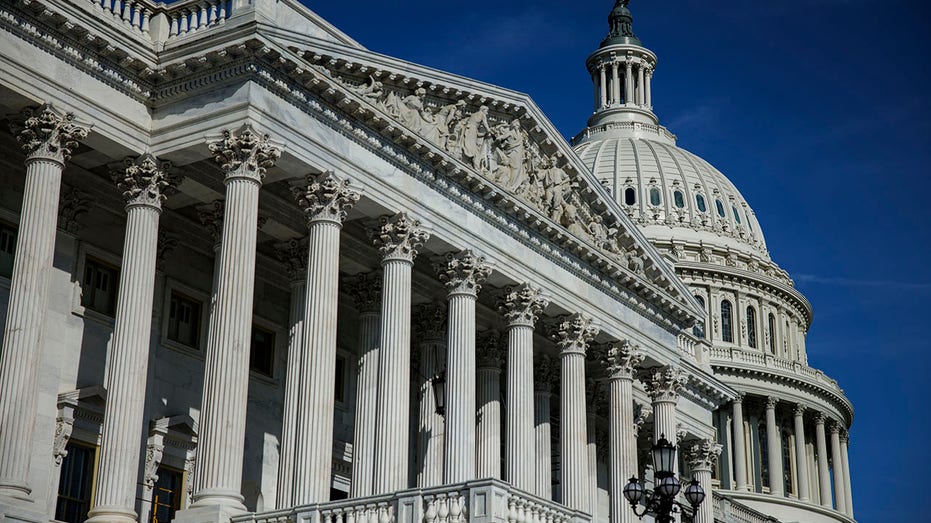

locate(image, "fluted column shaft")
[[276, 277, 306, 508], [476, 354, 501, 479], [685, 441, 720, 523], [604, 342, 642, 523], [637, 64, 645, 106], [829, 425, 846, 513], [610, 63, 620, 104], [732, 396, 749, 491], [0, 106, 86, 499], [351, 308, 380, 496], [533, 360, 554, 499], [625, 61, 634, 105], [815, 416, 832, 508], [765, 398, 784, 496], [840, 435, 853, 516], [414, 310, 445, 488], [792, 406, 810, 502], [645, 70, 653, 109], [89, 155, 175, 523], [642, 366, 686, 483], [599, 66, 608, 108]]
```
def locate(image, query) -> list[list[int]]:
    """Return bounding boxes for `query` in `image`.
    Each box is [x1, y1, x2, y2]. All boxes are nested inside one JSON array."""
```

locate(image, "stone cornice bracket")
[[196, 199, 225, 246], [533, 354, 558, 393], [273, 237, 309, 283], [291, 171, 361, 225], [413, 302, 447, 342], [434, 250, 492, 296], [342, 271, 382, 314], [110, 153, 179, 210], [639, 365, 687, 402], [600, 340, 644, 380], [549, 313, 599, 356], [684, 439, 722, 471], [498, 283, 549, 328], [368, 212, 431, 263], [476, 330, 502, 369], [207, 124, 282, 183], [9, 104, 89, 164]]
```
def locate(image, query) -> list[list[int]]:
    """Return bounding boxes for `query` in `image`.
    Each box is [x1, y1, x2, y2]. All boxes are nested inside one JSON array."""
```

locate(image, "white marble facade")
[[0, 2, 853, 523]]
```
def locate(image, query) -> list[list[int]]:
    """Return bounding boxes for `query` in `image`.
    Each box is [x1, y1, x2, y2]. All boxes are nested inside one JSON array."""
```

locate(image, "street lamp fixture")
[[622, 434, 705, 523]]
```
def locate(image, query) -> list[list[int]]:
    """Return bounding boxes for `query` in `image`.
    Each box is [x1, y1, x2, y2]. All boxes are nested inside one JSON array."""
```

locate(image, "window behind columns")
[[758, 422, 770, 489], [249, 325, 275, 377], [150, 466, 184, 523], [167, 292, 202, 349], [334, 355, 347, 403], [56, 443, 96, 523], [81, 257, 120, 316], [693, 295, 706, 339], [721, 300, 734, 343], [747, 306, 758, 348], [768, 313, 777, 354], [782, 429, 794, 495], [0, 220, 15, 278]]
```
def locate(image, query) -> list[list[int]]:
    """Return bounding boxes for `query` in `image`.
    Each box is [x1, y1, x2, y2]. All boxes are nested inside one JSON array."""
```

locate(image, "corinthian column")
[[435, 250, 491, 484], [186, 126, 280, 515], [641, 366, 686, 446], [87, 155, 179, 523], [534, 355, 557, 499], [413, 304, 447, 488], [814, 413, 832, 508], [840, 432, 853, 517], [829, 422, 847, 513], [551, 314, 598, 512], [344, 272, 382, 499], [732, 394, 749, 491], [370, 213, 429, 493], [0, 105, 88, 500], [685, 440, 722, 523], [499, 284, 548, 492], [602, 342, 644, 523], [764, 397, 784, 496], [792, 405, 811, 502], [274, 239, 308, 509], [475, 331, 502, 479], [290, 173, 360, 504]]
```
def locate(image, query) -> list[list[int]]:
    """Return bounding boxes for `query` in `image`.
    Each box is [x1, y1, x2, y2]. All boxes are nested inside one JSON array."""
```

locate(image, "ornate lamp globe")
[[683, 479, 706, 507], [623, 477, 644, 505], [652, 434, 677, 477], [656, 475, 681, 498]]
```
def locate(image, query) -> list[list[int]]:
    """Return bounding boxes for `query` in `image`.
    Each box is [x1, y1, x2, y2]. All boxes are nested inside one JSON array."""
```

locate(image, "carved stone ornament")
[[639, 365, 687, 402], [533, 354, 558, 393], [601, 340, 645, 379], [111, 153, 179, 209], [58, 186, 93, 234], [292, 171, 361, 224], [794, 404, 807, 417], [633, 402, 651, 436], [52, 417, 75, 467], [684, 439, 722, 471], [274, 238, 309, 283], [157, 230, 179, 268], [435, 250, 492, 296], [368, 212, 430, 262], [498, 283, 549, 327], [476, 331, 502, 369], [196, 200, 225, 246], [766, 396, 779, 409], [413, 302, 447, 342], [208, 124, 281, 182], [550, 313, 599, 356], [143, 442, 165, 488], [9, 104, 89, 163], [343, 271, 382, 314]]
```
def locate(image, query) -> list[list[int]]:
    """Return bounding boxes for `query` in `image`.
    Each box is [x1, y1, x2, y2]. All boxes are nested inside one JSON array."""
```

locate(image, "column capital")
[[413, 302, 447, 342], [814, 411, 827, 425], [533, 354, 558, 393], [639, 365, 687, 402], [829, 420, 844, 435], [476, 331, 503, 369], [196, 200, 225, 246], [434, 250, 491, 296], [292, 171, 361, 225], [597, 340, 644, 379], [765, 396, 780, 409], [684, 439, 722, 472], [794, 403, 807, 417], [208, 124, 281, 183], [549, 313, 598, 356], [498, 283, 548, 327], [734, 391, 747, 404], [10, 104, 89, 163], [368, 212, 430, 263], [111, 154, 180, 210], [343, 271, 382, 314], [273, 238, 309, 283]]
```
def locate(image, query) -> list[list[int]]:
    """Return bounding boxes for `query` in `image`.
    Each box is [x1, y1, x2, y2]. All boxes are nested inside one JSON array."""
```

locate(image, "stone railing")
[[712, 493, 779, 523], [677, 331, 712, 367], [74, 0, 235, 41], [232, 480, 590, 523], [708, 346, 843, 395], [569, 120, 677, 145]]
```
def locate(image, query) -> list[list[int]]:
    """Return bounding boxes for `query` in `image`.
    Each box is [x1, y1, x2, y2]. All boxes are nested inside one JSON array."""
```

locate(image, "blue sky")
[[304, 1, 930, 521]]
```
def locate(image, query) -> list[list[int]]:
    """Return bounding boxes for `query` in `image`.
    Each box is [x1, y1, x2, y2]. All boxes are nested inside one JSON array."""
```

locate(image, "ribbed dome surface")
[[574, 135, 770, 260]]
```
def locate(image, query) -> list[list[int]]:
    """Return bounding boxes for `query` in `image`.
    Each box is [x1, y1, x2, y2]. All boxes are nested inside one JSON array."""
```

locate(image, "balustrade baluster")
[[218, 0, 227, 23], [207, 1, 218, 24], [122, 1, 132, 24], [179, 10, 189, 34]]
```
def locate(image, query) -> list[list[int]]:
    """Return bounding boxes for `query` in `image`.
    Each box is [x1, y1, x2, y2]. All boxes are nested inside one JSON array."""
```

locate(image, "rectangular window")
[[150, 466, 183, 523], [56, 443, 95, 523], [167, 292, 202, 349], [334, 355, 346, 403], [249, 325, 275, 377], [81, 257, 119, 316], [0, 221, 16, 278]]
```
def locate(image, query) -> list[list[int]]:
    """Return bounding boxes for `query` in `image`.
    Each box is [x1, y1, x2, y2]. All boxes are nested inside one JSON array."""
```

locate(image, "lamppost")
[[622, 434, 706, 523]]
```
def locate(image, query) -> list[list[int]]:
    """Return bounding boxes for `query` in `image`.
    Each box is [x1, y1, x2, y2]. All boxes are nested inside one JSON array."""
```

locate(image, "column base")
[[0, 495, 46, 523], [86, 505, 138, 523], [174, 496, 247, 523]]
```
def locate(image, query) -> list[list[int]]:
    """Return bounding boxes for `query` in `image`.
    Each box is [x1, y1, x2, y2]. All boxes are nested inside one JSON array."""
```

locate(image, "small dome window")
[[746, 214, 753, 232], [624, 187, 636, 206], [733, 206, 742, 224], [649, 187, 661, 206], [673, 190, 685, 208], [715, 199, 726, 217], [696, 194, 707, 213]]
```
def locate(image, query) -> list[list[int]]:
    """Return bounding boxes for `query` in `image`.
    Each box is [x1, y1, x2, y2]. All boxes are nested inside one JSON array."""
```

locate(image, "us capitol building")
[[0, 1, 855, 523]]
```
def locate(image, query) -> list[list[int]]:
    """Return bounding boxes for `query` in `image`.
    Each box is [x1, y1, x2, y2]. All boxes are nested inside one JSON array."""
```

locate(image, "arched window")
[[768, 313, 777, 354], [759, 423, 770, 488], [721, 299, 733, 343], [747, 306, 757, 348], [649, 187, 661, 206], [624, 187, 636, 206], [715, 199, 726, 217], [693, 295, 706, 339], [696, 194, 707, 213], [673, 190, 685, 208], [733, 206, 742, 224], [781, 430, 794, 494]]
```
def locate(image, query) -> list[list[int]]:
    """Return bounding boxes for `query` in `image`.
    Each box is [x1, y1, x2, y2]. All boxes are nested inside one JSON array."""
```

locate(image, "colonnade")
[[727, 394, 854, 518], [591, 56, 653, 111]]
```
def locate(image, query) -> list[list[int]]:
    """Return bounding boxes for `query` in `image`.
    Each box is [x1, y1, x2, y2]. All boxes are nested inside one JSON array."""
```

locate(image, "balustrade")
[[79, 0, 232, 39]]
